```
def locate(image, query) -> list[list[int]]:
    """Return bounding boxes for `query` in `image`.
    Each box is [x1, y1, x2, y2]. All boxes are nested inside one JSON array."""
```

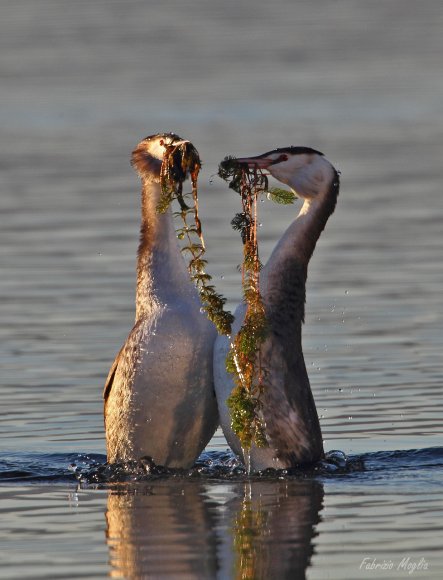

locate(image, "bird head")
[[236, 147, 338, 200], [131, 133, 194, 182]]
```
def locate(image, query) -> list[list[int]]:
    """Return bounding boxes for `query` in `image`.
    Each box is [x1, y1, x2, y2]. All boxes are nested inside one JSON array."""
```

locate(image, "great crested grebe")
[[104, 133, 218, 468], [214, 147, 340, 471]]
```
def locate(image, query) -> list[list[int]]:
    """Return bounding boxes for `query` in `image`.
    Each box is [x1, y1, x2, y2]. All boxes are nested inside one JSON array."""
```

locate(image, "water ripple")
[[2, 447, 442, 487]]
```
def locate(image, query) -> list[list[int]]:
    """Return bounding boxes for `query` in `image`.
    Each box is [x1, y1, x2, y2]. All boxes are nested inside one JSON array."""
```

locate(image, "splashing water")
[[2, 448, 443, 485]]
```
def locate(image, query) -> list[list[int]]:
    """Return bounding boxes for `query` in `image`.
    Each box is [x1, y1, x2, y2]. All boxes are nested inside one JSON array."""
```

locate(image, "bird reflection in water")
[[105, 479, 323, 579], [105, 481, 218, 578]]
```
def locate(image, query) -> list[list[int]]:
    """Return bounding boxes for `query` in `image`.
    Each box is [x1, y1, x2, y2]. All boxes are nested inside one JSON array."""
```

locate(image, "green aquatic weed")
[[267, 187, 297, 204], [217, 156, 298, 449], [218, 156, 294, 449], [158, 142, 234, 335]]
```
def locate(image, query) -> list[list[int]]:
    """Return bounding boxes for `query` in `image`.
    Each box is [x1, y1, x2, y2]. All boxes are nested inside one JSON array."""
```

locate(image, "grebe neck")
[[135, 178, 192, 319]]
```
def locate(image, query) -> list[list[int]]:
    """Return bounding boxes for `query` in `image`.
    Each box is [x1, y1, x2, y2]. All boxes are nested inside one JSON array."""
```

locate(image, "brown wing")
[[103, 320, 145, 402], [103, 345, 124, 402]]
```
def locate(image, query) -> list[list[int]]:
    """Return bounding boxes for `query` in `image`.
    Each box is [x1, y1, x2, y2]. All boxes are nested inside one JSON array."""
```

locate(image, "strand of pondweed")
[[218, 156, 297, 449], [158, 141, 234, 335], [232, 493, 270, 579], [219, 159, 268, 449]]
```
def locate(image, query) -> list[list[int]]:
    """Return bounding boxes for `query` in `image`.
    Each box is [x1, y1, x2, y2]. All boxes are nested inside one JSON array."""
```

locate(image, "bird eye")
[[269, 153, 289, 165], [270, 154, 289, 165]]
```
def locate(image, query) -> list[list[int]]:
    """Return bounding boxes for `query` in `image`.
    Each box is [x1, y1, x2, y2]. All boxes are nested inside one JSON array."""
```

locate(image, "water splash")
[[242, 447, 252, 476], [1, 448, 443, 486]]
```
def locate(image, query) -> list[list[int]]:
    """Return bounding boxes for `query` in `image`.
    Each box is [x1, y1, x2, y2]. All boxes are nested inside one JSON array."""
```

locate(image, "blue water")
[[1, 447, 443, 485], [2, 0, 443, 578], [1, 449, 442, 579]]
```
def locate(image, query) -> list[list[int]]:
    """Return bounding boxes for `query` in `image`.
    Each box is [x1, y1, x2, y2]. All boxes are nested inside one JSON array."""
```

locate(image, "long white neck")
[[264, 156, 339, 277], [261, 173, 338, 332], [269, 196, 335, 272], [135, 178, 194, 319]]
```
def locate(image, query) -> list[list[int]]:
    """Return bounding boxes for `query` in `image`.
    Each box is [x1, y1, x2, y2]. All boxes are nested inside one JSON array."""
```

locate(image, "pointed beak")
[[235, 156, 274, 169], [172, 139, 190, 147]]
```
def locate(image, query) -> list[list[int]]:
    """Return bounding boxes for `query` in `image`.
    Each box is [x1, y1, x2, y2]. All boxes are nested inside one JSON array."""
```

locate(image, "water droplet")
[[345, 290, 349, 295], [200, 307, 205, 313], [338, 388, 343, 392], [258, 223, 263, 227], [220, 275, 225, 280], [348, 416, 353, 420], [242, 447, 251, 476]]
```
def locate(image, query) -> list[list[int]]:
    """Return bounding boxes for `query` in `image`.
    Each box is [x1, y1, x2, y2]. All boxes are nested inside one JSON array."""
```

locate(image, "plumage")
[[214, 148, 340, 470], [104, 133, 218, 468]]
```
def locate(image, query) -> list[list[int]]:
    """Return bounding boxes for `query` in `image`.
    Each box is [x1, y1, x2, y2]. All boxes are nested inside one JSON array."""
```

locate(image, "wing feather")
[[103, 345, 124, 401]]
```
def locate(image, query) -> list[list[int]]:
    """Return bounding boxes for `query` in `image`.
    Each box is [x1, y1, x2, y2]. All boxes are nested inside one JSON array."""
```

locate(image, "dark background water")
[[1, 1, 443, 578]]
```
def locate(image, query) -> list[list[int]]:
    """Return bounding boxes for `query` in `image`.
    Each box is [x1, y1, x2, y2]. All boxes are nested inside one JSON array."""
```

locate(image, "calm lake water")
[[1, 1, 443, 578]]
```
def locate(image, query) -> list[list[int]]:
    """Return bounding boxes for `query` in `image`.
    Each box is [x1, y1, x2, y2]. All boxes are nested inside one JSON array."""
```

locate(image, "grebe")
[[104, 133, 218, 468], [214, 147, 340, 471]]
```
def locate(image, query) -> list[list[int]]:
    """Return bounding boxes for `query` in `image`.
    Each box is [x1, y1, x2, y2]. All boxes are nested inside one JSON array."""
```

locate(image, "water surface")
[[1, 0, 443, 578]]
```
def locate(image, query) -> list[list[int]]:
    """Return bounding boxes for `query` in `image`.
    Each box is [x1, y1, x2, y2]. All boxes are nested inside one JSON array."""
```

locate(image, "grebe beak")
[[235, 156, 274, 169], [236, 152, 288, 169]]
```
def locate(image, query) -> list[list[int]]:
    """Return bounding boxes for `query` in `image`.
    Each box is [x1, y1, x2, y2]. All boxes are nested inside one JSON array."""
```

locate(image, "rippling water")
[[1, 0, 443, 578]]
